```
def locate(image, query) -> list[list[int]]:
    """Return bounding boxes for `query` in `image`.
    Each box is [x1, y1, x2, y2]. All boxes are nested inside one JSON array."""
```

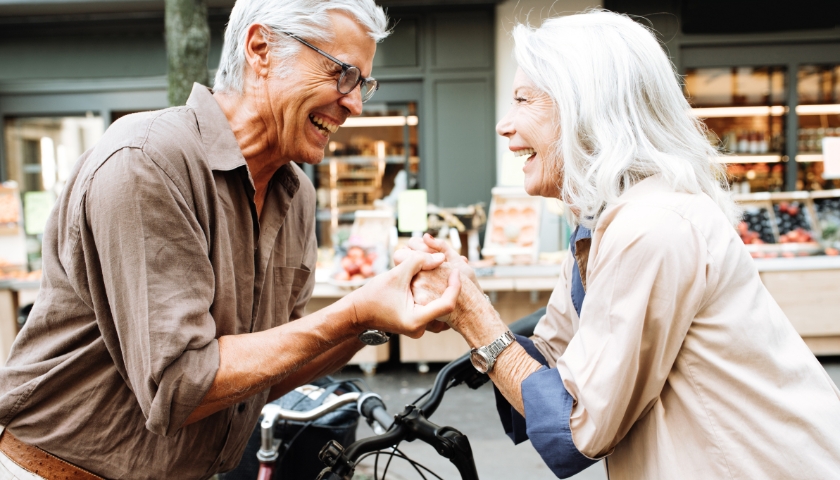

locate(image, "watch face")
[[359, 330, 390, 346], [470, 350, 490, 374]]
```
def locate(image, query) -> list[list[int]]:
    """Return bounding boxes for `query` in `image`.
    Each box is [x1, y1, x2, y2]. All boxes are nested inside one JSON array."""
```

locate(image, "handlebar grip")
[[357, 393, 394, 431]]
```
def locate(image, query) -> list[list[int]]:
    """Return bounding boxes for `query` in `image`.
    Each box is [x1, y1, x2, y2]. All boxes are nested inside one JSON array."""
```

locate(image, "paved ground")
[[334, 357, 840, 480]]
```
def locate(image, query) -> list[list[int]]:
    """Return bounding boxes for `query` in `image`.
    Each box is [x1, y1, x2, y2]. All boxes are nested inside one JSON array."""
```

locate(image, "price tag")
[[23, 191, 54, 235], [397, 189, 427, 233]]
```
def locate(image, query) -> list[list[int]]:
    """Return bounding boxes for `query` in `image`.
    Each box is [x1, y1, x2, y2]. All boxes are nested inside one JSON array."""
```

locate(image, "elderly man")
[[0, 1, 458, 479]]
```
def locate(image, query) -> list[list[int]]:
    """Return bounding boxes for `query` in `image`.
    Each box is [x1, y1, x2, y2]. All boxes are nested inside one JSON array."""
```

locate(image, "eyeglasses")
[[284, 33, 379, 103]]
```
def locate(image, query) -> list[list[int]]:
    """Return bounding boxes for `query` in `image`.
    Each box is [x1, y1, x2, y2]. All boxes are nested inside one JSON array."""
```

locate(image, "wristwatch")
[[470, 331, 516, 374], [358, 329, 391, 346]]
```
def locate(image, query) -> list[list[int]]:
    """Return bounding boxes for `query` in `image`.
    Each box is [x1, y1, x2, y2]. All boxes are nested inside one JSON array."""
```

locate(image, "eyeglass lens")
[[338, 67, 377, 103], [338, 67, 360, 94]]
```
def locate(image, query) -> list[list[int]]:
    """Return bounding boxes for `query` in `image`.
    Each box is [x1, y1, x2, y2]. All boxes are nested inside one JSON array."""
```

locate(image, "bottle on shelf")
[[750, 131, 761, 155], [738, 131, 749, 154]]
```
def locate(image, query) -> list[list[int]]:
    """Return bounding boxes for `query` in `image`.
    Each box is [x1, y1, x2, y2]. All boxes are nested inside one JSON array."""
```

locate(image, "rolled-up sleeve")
[[84, 148, 219, 437], [495, 335, 597, 478]]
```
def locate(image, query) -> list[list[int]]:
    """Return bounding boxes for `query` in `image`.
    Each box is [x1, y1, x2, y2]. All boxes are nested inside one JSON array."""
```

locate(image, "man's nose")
[[339, 86, 364, 116]]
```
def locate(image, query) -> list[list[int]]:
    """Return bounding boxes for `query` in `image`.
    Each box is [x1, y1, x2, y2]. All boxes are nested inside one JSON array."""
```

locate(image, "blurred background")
[[1, 1, 839, 478]]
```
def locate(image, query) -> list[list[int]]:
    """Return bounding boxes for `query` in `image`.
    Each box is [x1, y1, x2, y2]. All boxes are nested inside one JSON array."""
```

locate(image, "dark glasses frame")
[[284, 32, 379, 103]]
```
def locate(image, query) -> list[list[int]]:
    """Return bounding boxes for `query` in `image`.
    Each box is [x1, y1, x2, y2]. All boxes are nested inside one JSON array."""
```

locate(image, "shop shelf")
[[795, 104, 840, 115], [796, 154, 824, 162], [691, 106, 786, 118], [719, 154, 784, 163]]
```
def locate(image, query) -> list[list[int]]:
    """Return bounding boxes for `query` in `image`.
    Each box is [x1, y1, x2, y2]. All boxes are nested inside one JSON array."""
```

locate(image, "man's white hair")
[[214, 0, 389, 95], [512, 10, 740, 228]]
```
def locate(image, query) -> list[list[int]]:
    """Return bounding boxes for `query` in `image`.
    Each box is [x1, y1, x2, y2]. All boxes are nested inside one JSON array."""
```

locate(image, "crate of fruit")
[[733, 191, 836, 258]]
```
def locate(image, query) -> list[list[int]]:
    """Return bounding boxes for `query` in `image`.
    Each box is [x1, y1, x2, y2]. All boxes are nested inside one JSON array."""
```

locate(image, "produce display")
[[738, 207, 775, 244], [489, 206, 538, 246], [815, 197, 840, 255], [0, 189, 20, 225], [815, 197, 840, 224], [333, 245, 378, 283], [773, 201, 814, 243]]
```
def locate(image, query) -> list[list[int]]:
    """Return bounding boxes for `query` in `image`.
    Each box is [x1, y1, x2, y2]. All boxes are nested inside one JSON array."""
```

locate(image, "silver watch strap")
[[481, 331, 515, 358]]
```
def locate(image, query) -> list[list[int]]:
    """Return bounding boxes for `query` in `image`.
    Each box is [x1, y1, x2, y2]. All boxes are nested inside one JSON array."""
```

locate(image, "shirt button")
[[238, 402, 247, 413]]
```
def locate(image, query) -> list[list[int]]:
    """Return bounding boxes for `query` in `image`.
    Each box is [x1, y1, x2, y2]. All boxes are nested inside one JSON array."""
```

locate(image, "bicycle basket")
[[220, 376, 361, 480]]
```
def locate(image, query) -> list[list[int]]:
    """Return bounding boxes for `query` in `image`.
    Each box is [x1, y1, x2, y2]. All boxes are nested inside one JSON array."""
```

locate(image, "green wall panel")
[[0, 34, 166, 80], [430, 11, 492, 70], [433, 79, 494, 207], [0, 29, 224, 81], [373, 17, 419, 69]]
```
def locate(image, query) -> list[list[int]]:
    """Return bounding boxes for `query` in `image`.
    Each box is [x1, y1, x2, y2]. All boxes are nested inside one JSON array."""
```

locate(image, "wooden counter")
[[755, 256, 840, 355]]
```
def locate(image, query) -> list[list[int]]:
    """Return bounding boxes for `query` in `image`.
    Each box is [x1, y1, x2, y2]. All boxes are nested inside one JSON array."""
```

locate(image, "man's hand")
[[393, 234, 481, 291], [348, 250, 460, 338]]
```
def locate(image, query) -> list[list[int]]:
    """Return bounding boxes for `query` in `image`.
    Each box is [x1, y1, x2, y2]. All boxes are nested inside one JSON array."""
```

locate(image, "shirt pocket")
[[273, 265, 311, 326]]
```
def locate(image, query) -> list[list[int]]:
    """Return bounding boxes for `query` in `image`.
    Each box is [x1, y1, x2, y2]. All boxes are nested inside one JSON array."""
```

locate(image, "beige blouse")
[[532, 175, 840, 479]]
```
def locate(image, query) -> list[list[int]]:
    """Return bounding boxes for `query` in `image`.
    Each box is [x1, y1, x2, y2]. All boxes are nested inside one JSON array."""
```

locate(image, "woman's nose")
[[496, 109, 514, 137]]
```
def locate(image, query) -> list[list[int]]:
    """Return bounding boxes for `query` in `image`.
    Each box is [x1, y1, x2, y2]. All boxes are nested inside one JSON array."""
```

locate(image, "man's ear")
[[245, 23, 271, 78]]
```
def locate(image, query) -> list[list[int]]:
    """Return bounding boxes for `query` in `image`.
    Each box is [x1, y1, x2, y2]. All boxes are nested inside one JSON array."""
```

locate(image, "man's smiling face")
[[261, 11, 376, 165]]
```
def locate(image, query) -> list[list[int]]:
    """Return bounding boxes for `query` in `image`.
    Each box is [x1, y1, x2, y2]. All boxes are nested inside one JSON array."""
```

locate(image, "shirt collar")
[[186, 83, 300, 197], [186, 83, 247, 172]]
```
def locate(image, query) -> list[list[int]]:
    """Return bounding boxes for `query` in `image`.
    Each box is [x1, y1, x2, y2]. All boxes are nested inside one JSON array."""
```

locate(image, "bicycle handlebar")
[[258, 392, 360, 463], [262, 392, 360, 424], [316, 307, 546, 480]]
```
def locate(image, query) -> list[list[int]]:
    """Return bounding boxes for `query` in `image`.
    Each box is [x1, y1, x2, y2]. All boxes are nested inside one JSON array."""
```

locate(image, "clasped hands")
[[350, 234, 503, 348]]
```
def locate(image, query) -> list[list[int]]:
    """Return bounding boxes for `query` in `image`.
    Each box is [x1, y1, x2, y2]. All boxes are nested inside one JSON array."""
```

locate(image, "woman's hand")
[[348, 250, 460, 338], [393, 234, 481, 291], [410, 264, 508, 348]]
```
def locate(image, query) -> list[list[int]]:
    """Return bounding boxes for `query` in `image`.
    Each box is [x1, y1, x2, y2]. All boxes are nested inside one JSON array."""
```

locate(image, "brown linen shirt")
[[0, 84, 317, 480], [532, 175, 840, 479]]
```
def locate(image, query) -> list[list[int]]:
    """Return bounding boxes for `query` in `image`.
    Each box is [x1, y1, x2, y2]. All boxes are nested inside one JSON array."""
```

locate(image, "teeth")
[[514, 148, 536, 158], [309, 115, 339, 134]]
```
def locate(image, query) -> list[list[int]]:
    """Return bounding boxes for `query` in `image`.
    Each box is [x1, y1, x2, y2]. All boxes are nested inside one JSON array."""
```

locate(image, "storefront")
[[0, 0, 522, 368], [605, 0, 840, 354], [2, 0, 839, 370]]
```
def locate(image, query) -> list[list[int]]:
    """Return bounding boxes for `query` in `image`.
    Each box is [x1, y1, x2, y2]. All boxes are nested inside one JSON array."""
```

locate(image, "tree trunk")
[[165, 0, 210, 106]]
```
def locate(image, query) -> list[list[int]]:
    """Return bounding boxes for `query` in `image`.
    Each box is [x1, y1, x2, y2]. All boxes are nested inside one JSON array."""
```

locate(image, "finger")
[[407, 236, 438, 254], [425, 320, 450, 333], [461, 256, 469, 263], [393, 250, 445, 281], [393, 247, 411, 266], [424, 234, 460, 262], [411, 269, 461, 323]]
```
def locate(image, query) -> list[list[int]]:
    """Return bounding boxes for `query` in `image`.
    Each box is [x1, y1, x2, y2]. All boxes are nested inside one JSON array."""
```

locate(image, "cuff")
[[522, 367, 598, 478], [146, 338, 220, 436], [494, 335, 547, 444]]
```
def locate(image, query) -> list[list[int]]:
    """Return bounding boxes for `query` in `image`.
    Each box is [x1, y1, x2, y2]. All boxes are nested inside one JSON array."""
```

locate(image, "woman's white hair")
[[214, 0, 389, 95], [512, 10, 740, 227]]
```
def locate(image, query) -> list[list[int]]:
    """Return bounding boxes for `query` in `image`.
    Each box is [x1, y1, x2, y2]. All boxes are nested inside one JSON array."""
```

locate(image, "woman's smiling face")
[[496, 68, 561, 198]]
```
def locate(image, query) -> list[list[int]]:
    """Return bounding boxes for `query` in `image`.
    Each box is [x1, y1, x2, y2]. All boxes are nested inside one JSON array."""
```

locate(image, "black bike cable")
[[274, 419, 314, 467], [394, 446, 438, 480], [356, 450, 442, 480], [409, 388, 432, 405], [380, 439, 401, 479]]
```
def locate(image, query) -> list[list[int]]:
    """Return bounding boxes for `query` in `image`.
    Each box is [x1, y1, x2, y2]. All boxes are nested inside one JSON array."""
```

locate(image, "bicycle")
[[254, 308, 544, 480]]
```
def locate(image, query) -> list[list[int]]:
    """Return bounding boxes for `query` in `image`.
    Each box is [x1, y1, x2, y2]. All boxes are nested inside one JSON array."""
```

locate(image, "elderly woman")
[[403, 10, 840, 480]]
